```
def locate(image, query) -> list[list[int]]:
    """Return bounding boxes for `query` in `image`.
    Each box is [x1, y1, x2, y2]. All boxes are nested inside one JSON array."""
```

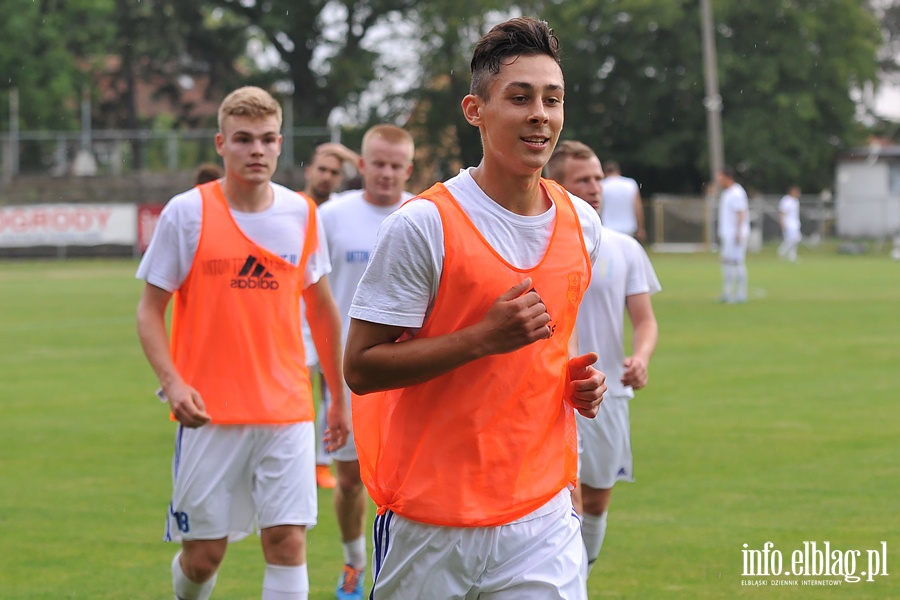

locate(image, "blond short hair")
[[546, 140, 597, 181], [361, 125, 414, 161], [217, 86, 283, 132]]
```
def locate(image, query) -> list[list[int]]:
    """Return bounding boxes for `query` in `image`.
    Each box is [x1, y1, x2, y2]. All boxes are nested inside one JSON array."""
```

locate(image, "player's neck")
[[221, 176, 274, 213], [470, 162, 549, 216], [362, 189, 403, 208], [303, 188, 328, 206]]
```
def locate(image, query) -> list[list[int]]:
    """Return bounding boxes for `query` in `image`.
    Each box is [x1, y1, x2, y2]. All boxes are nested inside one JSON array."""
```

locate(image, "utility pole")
[[700, 0, 725, 246]]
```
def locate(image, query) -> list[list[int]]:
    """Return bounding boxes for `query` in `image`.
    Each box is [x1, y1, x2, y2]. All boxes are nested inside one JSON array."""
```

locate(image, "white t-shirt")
[[349, 168, 603, 331], [136, 182, 331, 295], [717, 183, 750, 241], [319, 188, 414, 342], [575, 227, 661, 399], [778, 194, 801, 233], [600, 174, 640, 235]]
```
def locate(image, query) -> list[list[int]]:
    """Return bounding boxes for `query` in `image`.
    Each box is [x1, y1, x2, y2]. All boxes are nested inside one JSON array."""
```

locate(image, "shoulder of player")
[[160, 187, 202, 220], [600, 225, 636, 249], [318, 189, 364, 215]]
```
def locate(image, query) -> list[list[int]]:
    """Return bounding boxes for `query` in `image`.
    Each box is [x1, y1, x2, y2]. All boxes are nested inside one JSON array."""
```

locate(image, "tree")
[[713, 0, 881, 192], [95, 0, 249, 168], [402, 3, 513, 182], [207, 0, 418, 127], [0, 0, 113, 132]]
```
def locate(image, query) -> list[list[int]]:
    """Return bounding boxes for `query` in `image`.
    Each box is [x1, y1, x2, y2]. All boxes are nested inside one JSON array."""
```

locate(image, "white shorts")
[[720, 238, 748, 264], [322, 383, 357, 462], [782, 227, 801, 245], [577, 396, 634, 489], [370, 489, 587, 599], [164, 422, 317, 543]]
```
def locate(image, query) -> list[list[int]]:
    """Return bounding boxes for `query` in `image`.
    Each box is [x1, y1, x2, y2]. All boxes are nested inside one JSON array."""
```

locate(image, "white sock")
[[721, 264, 734, 298], [736, 264, 747, 299], [343, 536, 367, 570], [262, 563, 309, 600], [171, 551, 217, 600], [581, 512, 608, 568]]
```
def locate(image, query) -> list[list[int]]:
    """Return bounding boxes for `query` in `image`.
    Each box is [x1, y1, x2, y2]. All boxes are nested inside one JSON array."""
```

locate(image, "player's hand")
[[567, 352, 605, 418], [477, 278, 551, 355], [621, 356, 648, 390], [165, 381, 211, 428], [636, 228, 647, 244], [323, 391, 351, 452]]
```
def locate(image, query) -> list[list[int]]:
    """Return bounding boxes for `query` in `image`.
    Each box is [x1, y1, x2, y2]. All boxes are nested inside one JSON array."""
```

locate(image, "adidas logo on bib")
[[231, 255, 280, 290]]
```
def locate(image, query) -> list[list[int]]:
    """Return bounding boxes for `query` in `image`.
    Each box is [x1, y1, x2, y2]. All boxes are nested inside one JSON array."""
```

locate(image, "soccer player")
[[717, 166, 750, 303], [193, 162, 223, 185], [600, 160, 646, 243], [778, 185, 802, 262], [136, 86, 350, 600], [343, 18, 606, 599], [318, 124, 415, 600], [300, 142, 360, 490], [547, 140, 661, 573]]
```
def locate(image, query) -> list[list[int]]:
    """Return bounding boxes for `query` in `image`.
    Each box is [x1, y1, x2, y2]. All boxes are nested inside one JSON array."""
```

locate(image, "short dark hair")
[[470, 17, 561, 100], [194, 162, 223, 185]]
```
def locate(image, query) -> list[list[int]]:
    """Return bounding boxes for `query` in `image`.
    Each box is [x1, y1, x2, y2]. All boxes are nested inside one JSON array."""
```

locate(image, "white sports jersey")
[[576, 227, 661, 399], [778, 194, 801, 233], [349, 168, 603, 330], [136, 182, 331, 293], [717, 183, 750, 241], [318, 188, 414, 342], [600, 174, 640, 235]]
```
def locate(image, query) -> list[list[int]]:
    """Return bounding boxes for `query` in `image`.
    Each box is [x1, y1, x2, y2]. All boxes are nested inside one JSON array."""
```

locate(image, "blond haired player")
[[317, 124, 415, 600], [136, 86, 349, 600]]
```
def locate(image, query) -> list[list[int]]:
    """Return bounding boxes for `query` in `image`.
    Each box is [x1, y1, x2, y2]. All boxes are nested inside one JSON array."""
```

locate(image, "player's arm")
[[633, 188, 647, 243], [136, 283, 210, 427], [736, 208, 747, 243], [344, 278, 551, 395], [620, 292, 658, 390], [319, 142, 360, 166], [302, 276, 350, 451]]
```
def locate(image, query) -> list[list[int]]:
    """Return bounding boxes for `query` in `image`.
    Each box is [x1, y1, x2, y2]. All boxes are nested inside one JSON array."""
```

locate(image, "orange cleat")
[[316, 464, 336, 489]]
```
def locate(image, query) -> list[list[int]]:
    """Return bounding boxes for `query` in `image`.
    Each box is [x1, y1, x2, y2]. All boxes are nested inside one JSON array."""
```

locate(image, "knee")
[[336, 462, 364, 495], [180, 543, 226, 582], [582, 500, 608, 516], [582, 488, 612, 516], [262, 525, 307, 565]]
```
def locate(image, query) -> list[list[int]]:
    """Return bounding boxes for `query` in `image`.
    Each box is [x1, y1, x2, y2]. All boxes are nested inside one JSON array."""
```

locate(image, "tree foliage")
[[524, 0, 882, 194], [1, 0, 889, 194], [207, 0, 418, 127], [0, 0, 113, 131]]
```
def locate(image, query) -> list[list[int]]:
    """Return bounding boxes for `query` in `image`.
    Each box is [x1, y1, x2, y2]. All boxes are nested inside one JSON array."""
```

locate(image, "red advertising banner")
[[137, 204, 166, 253], [0, 204, 137, 247]]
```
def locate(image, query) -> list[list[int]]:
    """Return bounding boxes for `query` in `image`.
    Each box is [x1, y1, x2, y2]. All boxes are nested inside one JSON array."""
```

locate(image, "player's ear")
[[461, 94, 483, 127]]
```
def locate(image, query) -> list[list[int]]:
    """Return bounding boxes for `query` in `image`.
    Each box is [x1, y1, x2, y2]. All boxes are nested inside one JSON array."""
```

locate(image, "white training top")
[[136, 181, 331, 294], [319, 188, 414, 343], [717, 182, 750, 240], [575, 227, 661, 399], [778, 194, 801, 233], [349, 167, 603, 331], [600, 174, 640, 236]]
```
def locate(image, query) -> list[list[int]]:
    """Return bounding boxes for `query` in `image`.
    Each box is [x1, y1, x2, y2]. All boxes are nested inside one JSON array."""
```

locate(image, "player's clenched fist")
[[567, 352, 606, 418], [476, 278, 551, 355]]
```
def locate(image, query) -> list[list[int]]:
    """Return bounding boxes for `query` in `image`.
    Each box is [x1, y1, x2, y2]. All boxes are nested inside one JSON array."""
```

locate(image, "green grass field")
[[1, 244, 898, 599]]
